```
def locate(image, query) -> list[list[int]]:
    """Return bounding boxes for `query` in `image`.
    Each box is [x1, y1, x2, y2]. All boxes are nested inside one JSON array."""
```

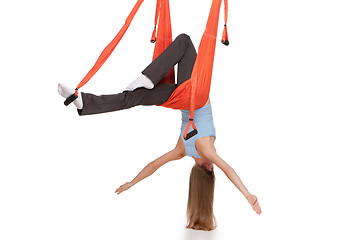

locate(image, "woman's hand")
[[246, 194, 262, 215], [114, 182, 132, 195]]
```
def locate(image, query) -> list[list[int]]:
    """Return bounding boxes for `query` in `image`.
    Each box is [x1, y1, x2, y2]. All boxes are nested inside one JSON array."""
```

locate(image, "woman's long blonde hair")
[[186, 164, 217, 231]]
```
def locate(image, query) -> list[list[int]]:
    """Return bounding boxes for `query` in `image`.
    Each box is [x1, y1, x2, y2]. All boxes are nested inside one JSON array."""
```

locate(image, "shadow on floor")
[[182, 228, 219, 240]]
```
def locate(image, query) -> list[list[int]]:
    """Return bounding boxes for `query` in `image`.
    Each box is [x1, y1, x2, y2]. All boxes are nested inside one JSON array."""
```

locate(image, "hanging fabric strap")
[[221, 0, 229, 45], [158, 0, 226, 139], [151, 0, 161, 42], [182, 0, 224, 139], [152, 0, 175, 84], [64, 0, 145, 105]]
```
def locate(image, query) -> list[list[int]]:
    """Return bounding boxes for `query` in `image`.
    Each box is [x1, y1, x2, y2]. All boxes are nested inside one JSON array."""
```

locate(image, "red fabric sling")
[[161, 0, 226, 138], [72, 0, 145, 98], [151, 0, 175, 84], [68, 0, 229, 139]]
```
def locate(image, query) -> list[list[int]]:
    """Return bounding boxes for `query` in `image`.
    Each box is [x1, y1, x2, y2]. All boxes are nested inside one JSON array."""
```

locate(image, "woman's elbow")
[[173, 148, 186, 159], [173, 142, 186, 159]]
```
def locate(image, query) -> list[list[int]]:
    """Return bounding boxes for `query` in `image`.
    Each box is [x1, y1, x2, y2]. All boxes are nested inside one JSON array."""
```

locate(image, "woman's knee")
[[175, 33, 192, 45]]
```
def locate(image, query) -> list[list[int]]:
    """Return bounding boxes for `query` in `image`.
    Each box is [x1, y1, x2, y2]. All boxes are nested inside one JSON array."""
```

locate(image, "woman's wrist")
[[129, 181, 135, 187], [244, 192, 252, 199]]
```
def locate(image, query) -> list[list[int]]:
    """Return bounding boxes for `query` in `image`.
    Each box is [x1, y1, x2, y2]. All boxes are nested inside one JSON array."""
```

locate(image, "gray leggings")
[[78, 33, 197, 116]]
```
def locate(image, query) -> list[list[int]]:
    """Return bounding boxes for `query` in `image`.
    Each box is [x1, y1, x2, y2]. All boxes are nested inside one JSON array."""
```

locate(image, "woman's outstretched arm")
[[196, 137, 262, 215], [197, 140, 251, 197], [115, 138, 186, 195]]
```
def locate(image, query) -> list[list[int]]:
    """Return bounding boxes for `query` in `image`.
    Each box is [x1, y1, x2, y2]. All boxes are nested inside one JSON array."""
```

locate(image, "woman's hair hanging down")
[[186, 164, 217, 231]]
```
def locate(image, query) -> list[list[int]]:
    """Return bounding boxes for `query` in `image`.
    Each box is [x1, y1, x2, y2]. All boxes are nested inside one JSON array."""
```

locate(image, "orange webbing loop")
[[183, 119, 197, 139], [74, 0, 145, 96], [221, 0, 229, 45], [151, 0, 161, 43]]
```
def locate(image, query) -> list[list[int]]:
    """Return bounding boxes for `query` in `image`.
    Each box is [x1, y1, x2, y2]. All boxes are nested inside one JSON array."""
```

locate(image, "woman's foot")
[[246, 194, 262, 215], [57, 83, 83, 109], [126, 74, 154, 91]]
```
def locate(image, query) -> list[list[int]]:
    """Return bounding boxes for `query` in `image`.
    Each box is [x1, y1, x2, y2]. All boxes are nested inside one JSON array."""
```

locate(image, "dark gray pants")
[[78, 33, 197, 116]]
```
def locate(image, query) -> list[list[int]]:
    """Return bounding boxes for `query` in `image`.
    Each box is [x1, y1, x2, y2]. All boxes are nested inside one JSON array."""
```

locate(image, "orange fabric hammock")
[[66, 0, 229, 139]]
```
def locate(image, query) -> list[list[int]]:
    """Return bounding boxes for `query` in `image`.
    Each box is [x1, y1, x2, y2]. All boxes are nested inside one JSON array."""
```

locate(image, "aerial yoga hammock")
[[64, 0, 229, 140]]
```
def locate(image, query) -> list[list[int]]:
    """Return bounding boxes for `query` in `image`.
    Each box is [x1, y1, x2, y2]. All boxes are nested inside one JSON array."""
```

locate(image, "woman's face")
[[193, 157, 213, 172]]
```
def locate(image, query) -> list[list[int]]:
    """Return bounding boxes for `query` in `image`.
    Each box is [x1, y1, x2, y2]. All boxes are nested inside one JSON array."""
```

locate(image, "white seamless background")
[[0, 0, 359, 239]]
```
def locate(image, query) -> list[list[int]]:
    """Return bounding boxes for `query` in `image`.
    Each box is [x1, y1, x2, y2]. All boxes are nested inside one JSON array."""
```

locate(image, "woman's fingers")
[[115, 187, 123, 194], [115, 182, 132, 195], [252, 205, 258, 214], [248, 195, 262, 215], [253, 202, 262, 214]]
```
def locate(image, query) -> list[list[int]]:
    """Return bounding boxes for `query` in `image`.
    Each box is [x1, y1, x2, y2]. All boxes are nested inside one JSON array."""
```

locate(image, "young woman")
[[58, 33, 262, 231]]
